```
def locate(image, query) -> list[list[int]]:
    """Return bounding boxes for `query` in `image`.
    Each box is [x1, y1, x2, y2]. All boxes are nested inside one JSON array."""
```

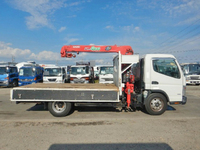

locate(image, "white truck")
[[43, 65, 68, 83], [69, 65, 94, 83], [181, 63, 200, 85], [98, 65, 114, 84], [11, 52, 187, 117]]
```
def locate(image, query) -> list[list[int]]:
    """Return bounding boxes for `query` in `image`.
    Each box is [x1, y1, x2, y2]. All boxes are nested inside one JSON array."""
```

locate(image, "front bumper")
[[70, 79, 89, 83], [18, 81, 36, 86], [0, 83, 9, 86], [170, 96, 187, 105], [186, 80, 200, 85], [0, 80, 9, 86]]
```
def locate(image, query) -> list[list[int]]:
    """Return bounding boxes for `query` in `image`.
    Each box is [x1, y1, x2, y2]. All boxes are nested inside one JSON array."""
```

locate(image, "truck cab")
[[18, 65, 43, 86], [70, 65, 94, 83], [114, 53, 187, 115], [142, 54, 186, 105], [98, 65, 114, 84], [43, 66, 67, 83], [0, 65, 18, 87]]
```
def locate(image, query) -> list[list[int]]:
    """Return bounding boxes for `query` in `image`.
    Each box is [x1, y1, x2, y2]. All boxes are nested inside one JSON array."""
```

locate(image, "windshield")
[[44, 68, 61, 76], [100, 66, 113, 75], [0, 67, 6, 75], [182, 64, 200, 75], [19, 68, 35, 76], [70, 67, 89, 75]]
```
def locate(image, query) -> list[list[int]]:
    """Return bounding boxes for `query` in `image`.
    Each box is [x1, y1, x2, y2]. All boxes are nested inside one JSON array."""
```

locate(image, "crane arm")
[[60, 45, 134, 58]]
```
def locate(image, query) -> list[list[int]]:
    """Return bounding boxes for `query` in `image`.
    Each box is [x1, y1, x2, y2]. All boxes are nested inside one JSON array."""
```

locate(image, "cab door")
[[150, 57, 183, 102]]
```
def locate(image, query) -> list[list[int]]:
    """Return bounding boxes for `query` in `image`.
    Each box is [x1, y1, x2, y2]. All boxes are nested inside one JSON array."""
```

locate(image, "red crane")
[[60, 44, 135, 110], [60, 45, 134, 58]]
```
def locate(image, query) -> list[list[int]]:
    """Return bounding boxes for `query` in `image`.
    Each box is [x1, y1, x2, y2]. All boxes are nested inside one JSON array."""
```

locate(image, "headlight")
[[100, 78, 105, 82], [186, 76, 190, 80], [3, 80, 8, 83]]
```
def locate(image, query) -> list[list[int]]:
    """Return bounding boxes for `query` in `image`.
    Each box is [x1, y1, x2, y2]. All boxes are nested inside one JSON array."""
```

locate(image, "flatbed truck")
[[11, 51, 187, 117]]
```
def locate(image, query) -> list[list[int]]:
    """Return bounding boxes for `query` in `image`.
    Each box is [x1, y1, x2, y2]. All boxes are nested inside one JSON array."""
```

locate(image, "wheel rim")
[[52, 102, 66, 113], [150, 98, 164, 112]]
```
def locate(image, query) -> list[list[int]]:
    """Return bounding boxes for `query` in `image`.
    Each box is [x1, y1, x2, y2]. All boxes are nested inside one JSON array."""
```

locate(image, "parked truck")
[[0, 63, 18, 87], [43, 65, 68, 83], [98, 65, 114, 84], [18, 64, 43, 86], [181, 63, 200, 85], [70, 61, 94, 83], [11, 45, 187, 117], [70, 65, 94, 83]]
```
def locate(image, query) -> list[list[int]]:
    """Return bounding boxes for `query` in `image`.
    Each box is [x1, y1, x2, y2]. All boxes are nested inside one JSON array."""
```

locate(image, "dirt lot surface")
[[0, 86, 200, 150]]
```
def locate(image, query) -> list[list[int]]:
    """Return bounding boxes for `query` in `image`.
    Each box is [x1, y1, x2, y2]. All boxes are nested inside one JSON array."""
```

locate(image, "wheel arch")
[[148, 90, 169, 103]]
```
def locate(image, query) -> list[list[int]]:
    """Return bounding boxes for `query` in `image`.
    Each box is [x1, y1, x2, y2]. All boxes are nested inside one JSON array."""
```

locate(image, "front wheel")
[[48, 102, 72, 117], [12, 80, 18, 87], [145, 93, 167, 115]]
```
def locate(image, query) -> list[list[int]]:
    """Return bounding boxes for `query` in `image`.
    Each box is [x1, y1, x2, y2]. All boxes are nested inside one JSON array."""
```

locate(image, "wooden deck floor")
[[14, 83, 119, 91]]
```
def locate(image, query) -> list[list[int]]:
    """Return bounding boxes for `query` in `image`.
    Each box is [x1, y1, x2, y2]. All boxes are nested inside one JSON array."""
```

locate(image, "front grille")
[[48, 79, 56, 82], [74, 79, 85, 83], [190, 76, 200, 80], [102, 78, 113, 81], [21, 79, 32, 82]]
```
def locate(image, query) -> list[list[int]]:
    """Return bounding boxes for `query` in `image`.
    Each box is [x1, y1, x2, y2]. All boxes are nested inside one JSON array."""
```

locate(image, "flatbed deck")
[[14, 83, 119, 91], [11, 83, 119, 102]]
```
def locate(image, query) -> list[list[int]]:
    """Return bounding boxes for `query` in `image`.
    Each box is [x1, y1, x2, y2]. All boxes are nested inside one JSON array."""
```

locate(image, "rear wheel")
[[145, 93, 167, 115], [48, 102, 72, 117]]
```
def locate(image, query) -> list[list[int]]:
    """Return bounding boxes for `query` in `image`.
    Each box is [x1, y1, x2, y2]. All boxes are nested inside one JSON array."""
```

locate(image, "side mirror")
[[32, 68, 36, 72], [114, 66, 117, 72], [6, 67, 10, 73]]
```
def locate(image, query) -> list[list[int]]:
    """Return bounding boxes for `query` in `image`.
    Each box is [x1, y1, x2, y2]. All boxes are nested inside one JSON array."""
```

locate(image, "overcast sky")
[[0, 0, 200, 65]]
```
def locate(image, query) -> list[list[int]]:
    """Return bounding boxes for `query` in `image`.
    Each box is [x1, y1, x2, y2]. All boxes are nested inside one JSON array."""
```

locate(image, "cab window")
[[153, 58, 180, 79]]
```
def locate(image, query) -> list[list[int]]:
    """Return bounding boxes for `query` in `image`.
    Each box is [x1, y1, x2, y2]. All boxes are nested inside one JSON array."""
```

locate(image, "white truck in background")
[[43, 65, 68, 83], [181, 63, 200, 85], [98, 65, 114, 84], [70, 65, 94, 83]]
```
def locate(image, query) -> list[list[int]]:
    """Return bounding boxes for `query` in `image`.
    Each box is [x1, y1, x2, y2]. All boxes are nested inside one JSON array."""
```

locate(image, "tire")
[[145, 93, 167, 115], [12, 80, 18, 87], [48, 102, 72, 117]]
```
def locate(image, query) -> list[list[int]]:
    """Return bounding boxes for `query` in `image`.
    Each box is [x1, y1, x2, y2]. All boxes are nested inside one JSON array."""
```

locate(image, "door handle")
[[152, 81, 159, 84]]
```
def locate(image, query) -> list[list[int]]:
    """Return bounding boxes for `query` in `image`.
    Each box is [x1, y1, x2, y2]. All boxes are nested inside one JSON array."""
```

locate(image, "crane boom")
[[60, 45, 134, 58]]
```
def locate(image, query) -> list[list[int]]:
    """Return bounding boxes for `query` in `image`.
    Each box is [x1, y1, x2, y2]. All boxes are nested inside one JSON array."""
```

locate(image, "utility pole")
[[56, 60, 58, 66], [12, 55, 15, 63]]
